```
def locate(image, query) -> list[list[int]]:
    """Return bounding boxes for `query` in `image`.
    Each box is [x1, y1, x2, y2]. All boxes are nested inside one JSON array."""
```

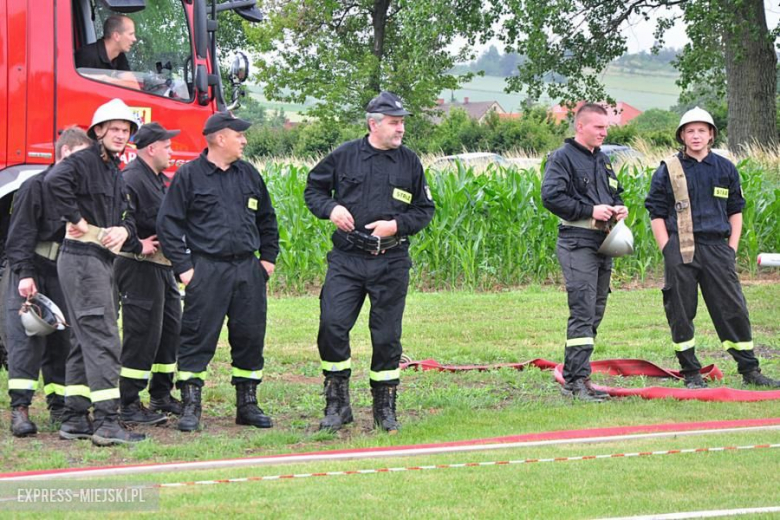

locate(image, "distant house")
[[549, 101, 642, 126], [430, 97, 507, 124]]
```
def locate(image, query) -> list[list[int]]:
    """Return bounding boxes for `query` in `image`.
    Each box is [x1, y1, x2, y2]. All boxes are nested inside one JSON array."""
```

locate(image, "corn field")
[[261, 159, 780, 294]]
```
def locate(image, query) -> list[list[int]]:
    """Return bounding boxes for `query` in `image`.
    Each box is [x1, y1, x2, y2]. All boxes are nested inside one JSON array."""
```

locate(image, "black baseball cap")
[[365, 91, 411, 116], [133, 122, 180, 149], [203, 111, 252, 135]]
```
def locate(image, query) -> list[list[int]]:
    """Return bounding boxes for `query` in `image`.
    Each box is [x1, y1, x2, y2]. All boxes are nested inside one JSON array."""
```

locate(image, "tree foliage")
[[244, 0, 490, 122], [492, 0, 778, 148]]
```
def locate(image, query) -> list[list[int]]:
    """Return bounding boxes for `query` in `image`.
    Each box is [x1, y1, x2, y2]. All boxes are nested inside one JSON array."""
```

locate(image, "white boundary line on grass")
[[593, 505, 780, 519], [2, 425, 779, 481]]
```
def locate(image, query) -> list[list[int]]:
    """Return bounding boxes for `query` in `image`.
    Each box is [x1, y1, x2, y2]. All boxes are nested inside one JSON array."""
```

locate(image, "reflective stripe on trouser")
[[661, 235, 758, 374], [673, 338, 695, 352], [321, 359, 352, 373], [58, 249, 123, 422], [115, 256, 181, 402], [177, 255, 268, 389], [232, 367, 263, 380], [556, 233, 612, 383], [44, 383, 66, 396], [318, 249, 411, 386], [4, 259, 69, 408]]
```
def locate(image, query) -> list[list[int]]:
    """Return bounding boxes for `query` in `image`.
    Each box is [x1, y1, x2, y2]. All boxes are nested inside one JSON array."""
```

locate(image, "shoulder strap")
[[664, 155, 695, 264]]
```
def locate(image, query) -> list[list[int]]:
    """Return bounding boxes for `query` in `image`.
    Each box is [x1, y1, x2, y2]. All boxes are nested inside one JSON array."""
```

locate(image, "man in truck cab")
[[75, 15, 136, 72], [44, 99, 146, 446], [5, 128, 92, 438]]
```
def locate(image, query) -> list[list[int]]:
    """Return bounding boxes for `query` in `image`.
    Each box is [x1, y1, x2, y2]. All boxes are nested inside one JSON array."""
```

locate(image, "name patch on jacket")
[[609, 178, 618, 190], [248, 197, 258, 210], [713, 187, 728, 199], [393, 188, 412, 204]]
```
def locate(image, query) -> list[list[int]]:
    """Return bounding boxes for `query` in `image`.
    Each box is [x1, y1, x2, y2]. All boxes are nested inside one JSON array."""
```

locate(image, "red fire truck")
[[0, 0, 260, 367]]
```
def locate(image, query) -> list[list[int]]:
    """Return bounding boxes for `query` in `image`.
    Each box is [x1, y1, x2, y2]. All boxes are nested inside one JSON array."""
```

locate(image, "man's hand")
[[101, 226, 129, 252], [592, 205, 614, 222], [140, 235, 159, 256], [329, 205, 355, 232], [365, 219, 397, 238], [260, 260, 275, 277], [18, 278, 37, 299], [612, 205, 629, 222], [179, 268, 194, 286], [67, 218, 89, 238]]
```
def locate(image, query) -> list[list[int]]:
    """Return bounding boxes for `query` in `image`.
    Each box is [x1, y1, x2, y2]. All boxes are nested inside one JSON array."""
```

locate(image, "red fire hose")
[[401, 358, 780, 402]]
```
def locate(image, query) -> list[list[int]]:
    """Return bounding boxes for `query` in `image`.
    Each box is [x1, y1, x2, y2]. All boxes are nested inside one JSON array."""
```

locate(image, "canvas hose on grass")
[[400, 357, 780, 402]]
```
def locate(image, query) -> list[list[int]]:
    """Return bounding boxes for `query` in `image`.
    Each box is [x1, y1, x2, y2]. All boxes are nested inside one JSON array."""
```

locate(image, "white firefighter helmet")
[[88, 98, 139, 139], [598, 220, 635, 257], [19, 294, 68, 337], [676, 106, 717, 145]]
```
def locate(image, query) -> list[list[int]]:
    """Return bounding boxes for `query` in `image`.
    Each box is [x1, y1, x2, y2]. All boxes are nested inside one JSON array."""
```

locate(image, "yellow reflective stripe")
[[91, 388, 120, 402], [151, 363, 177, 374], [65, 385, 91, 399], [370, 369, 401, 382], [8, 379, 38, 391], [178, 371, 207, 381], [120, 367, 151, 380], [321, 359, 352, 372], [232, 367, 263, 380], [673, 339, 696, 352], [723, 340, 754, 351], [565, 337, 594, 347], [44, 383, 65, 396]]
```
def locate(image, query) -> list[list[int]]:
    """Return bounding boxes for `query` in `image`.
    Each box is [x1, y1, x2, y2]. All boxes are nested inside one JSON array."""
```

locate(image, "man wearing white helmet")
[[645, 107, 780, 389], [44, 98, 148, 445], [4, 127, 91, 437]]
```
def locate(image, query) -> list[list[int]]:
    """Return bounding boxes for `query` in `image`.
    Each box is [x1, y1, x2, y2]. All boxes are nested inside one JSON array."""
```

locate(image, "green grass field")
[[1, 283, 779, 518]]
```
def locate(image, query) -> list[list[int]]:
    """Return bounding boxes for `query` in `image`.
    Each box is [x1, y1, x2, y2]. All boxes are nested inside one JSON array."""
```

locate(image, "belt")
[[560, 218, 612, 233], [116, 249, 172, 267], [34, 241, 61, 261], [337, 229, 408, 254], [65, 223, 121, 254], [195, 251, 255, 263]]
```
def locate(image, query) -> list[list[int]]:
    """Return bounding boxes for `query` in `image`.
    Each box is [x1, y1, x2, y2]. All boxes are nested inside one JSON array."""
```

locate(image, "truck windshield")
[[75, 0, 193, 101]]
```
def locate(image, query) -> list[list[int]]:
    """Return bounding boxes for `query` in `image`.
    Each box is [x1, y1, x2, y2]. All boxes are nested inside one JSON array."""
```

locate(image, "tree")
[[492, 0, 778, 149], [245, 0, 489, 122]]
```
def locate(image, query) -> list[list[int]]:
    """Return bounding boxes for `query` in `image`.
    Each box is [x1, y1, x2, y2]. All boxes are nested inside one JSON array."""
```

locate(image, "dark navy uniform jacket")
[[156, 150, 279, 275], [75, 40, 131, 71], [304, 136, 435, 254], [645, 151, 745, 240], [5, 167, 65, 279], [122, 157, 166, 255], [44, 143, 136, 239], [541, 138, 624, 235]]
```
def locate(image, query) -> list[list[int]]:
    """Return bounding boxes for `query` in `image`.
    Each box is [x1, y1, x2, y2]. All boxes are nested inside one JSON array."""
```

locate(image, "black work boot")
[[92, 418, 147, 446], [683, 372, 708, 389], [149, 394, 183, 416], [47, 395, 66, 425], [583, 378, 610, 399], [11, 406, 38, 437], [319, 376, 354, 432], [178, 383, 202, 432], [59, 412, 94, 440], [560, 379, 607, 403], [742, 369, 780, 388], [235, 382, 273, 428], [121, 400, 167, 426], [372, 385, 400, 433]]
